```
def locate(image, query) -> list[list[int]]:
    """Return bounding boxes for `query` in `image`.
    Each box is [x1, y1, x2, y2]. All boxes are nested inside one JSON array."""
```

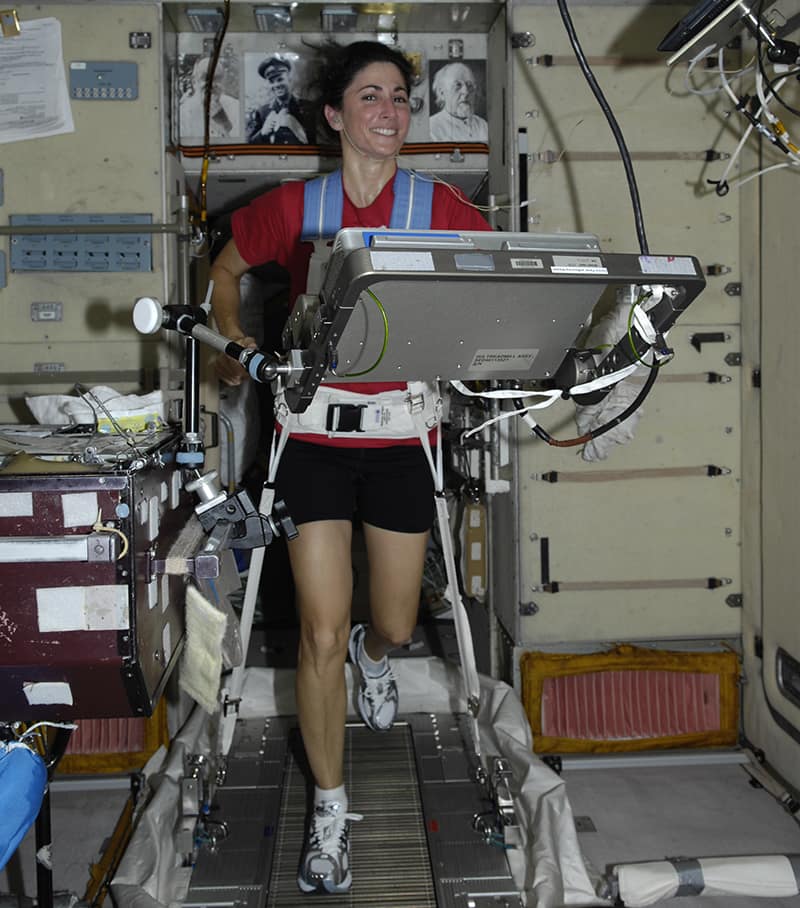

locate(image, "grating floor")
[[185, 713, 521, 908], [267, 723, 437, 907]]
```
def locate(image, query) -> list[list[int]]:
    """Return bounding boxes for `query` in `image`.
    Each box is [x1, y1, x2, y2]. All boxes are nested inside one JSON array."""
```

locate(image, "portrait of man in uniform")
[[245, 53, 314, 145]]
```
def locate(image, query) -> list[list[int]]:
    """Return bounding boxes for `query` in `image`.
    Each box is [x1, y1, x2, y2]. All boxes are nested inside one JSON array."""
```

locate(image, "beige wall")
[[494, 3, 744, 647], [0, 3, 187, 423]]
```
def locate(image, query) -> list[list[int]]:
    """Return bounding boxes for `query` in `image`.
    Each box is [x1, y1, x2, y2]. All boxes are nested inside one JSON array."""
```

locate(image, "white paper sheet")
[[0, 17, 75, 144]]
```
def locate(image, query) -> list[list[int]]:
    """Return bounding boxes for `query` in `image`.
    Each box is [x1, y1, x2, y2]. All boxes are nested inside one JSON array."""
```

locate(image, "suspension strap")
[[410, 392, 483, 755], [301, 168, 434, 241]]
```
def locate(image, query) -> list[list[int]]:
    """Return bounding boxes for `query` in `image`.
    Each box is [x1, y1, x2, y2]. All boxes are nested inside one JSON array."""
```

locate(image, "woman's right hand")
[[214, 335, 258, 386]]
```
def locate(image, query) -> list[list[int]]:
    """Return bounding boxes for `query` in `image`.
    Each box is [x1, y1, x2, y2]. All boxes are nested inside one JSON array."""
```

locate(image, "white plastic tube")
[[616, 854, 800, 906]]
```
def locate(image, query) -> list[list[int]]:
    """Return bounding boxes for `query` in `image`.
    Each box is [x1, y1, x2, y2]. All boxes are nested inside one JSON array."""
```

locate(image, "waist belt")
[[274, 381, 442, 440]]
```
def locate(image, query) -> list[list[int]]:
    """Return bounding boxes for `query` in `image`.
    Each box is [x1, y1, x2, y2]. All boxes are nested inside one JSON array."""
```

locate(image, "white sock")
[[315, 784, 347, 811], [359, 636, 388, 678]]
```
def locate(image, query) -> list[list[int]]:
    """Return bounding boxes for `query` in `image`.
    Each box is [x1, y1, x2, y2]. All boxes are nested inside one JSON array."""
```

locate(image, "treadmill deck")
[[185, 713, 522, 907]]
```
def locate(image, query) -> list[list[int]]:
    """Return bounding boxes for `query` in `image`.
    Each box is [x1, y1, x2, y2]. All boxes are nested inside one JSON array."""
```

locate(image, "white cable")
[[17, 721, 78, 742], [452, 357, 642, 405], [453, 355, 643, 442], [199, 278, 215, 316], [714, 71, 791, 188], [460, 397, 563, 441], [717, 49, 741, 105], [686, 45, 727, 96], [449, 380, 561, 401], [632, 303, 658, 344], [723, 160, 796, 191], [685, 46, 755, 98], [715, 119, 758, 187], [570, 361, 641, 396]]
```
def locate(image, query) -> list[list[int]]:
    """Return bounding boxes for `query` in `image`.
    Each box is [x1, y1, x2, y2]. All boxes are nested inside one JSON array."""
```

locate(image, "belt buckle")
[[408, 392, 425, 415], [326, 403, 366, 432]]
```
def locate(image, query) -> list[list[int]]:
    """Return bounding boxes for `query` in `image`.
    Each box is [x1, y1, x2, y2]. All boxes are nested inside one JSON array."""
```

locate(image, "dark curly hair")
[[307, 40, 414, 142]]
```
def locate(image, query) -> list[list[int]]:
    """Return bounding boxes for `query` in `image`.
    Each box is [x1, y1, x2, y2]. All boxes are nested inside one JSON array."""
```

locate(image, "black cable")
[[512, 365, 659, 448], [555, 0, 650, 255], [755, 0, 800, 118]]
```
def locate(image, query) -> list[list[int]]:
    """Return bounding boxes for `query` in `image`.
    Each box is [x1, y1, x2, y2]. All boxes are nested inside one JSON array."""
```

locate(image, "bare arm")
[[209, 238, 256, 385]]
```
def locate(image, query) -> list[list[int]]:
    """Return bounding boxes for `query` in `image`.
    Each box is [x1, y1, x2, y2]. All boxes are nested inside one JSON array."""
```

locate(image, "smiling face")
[[325, 61, 411, 161], [265, 66, 290, 103]]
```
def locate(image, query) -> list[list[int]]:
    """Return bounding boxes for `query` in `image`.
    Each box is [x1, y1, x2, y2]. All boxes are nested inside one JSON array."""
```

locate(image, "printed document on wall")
[[0, 18, 74, 144]]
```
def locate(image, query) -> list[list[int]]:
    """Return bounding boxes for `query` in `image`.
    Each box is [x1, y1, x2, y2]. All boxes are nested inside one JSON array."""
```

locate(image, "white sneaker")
[[348, 624, 399, 732], [297, 801, 362, 894]]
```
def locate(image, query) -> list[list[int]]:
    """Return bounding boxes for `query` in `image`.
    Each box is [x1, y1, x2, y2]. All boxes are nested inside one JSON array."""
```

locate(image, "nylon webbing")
[[300, 168, 434, 240]]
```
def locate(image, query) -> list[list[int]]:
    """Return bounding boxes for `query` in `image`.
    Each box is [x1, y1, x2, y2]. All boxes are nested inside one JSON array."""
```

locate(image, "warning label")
[[551, 254, 607, 275], [470, 349, 538, 371]]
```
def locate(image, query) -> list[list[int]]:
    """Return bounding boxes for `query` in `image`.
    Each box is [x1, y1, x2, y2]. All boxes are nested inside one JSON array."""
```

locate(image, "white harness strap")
[[410, 405, 482, 754], [219, 473, 278, 754]]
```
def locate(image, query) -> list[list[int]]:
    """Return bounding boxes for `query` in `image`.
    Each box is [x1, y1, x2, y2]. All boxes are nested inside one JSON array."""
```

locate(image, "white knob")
[[133, 297, 163, 335]]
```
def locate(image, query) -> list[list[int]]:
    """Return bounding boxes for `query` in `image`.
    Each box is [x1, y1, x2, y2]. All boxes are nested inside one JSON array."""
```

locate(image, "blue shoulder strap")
[[301, 170, 345, 242], [300, 168, 434, 241], [388, 168, 434, 230]]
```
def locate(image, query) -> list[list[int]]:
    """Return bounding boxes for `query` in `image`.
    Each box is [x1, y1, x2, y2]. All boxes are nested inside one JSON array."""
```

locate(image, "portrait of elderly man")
[[429, 60, 489, 143], [245, 54, 312, 145], [179, 54, 240, 140]]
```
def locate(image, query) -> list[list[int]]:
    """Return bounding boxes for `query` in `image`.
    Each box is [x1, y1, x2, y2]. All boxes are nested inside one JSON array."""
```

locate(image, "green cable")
[[340, 288, 389, 377]]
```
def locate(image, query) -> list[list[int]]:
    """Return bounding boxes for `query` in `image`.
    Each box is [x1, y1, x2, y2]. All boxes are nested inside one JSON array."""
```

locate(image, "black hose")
[[555, 0, 650, 255]]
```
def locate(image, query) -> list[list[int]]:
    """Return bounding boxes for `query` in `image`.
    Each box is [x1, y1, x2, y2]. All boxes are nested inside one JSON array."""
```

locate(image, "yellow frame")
[[520, 644, 740, 753]]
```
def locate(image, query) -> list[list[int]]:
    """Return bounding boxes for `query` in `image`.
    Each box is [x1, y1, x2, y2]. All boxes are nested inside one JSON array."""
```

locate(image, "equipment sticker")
[[471, 349, 538, 370], [511, 258, 544, 269], [551, 255, 607, 274], [370, 250, 435, 271], [639, 255, 696, 275]]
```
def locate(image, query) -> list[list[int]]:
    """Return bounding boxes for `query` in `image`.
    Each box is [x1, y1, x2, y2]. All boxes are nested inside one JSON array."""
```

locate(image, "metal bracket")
[[726, 592, 743, 608], [129, 31, 151, 49], [223, 695, 241, 717], [725, 282, 742, 296], [724, 352, 742, 367], [690, 331, 729, 352], [542, 754, 563, 775], [519, 600, 539, 616], [152, 551, 221, 579], [511, 31, 535, 48]]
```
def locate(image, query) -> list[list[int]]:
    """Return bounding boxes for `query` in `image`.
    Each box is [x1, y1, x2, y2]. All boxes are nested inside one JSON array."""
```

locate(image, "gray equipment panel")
[[283, 229, 706, 412]]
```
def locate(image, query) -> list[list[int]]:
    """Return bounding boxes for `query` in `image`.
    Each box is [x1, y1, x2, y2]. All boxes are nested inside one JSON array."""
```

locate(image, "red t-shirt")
[[231, 171, 491, 445]]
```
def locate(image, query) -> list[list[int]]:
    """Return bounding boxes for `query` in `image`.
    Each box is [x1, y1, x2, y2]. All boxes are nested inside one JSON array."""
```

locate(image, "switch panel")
[[10, 214, 153, 272], [69, 61, 138, 100]]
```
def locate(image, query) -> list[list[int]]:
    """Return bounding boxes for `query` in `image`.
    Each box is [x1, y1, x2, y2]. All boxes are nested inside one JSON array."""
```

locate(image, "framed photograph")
[[178, 47, 241, 141], [428, 59, 488, 143], [244, 51, 316, 145]]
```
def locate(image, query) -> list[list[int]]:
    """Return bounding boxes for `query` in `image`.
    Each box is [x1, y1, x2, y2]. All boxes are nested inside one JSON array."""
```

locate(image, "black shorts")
[[273, 439, 435, 533]]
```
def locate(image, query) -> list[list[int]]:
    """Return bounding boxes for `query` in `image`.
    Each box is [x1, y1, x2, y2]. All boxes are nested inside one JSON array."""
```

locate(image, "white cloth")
[[429, 109, 489, 142], [574, 299, 647, 462]]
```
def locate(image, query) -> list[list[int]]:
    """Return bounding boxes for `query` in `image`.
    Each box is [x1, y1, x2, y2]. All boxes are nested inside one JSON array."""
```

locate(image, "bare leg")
[[361, 522, 429, 661], [288, 519, 353, 790]]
